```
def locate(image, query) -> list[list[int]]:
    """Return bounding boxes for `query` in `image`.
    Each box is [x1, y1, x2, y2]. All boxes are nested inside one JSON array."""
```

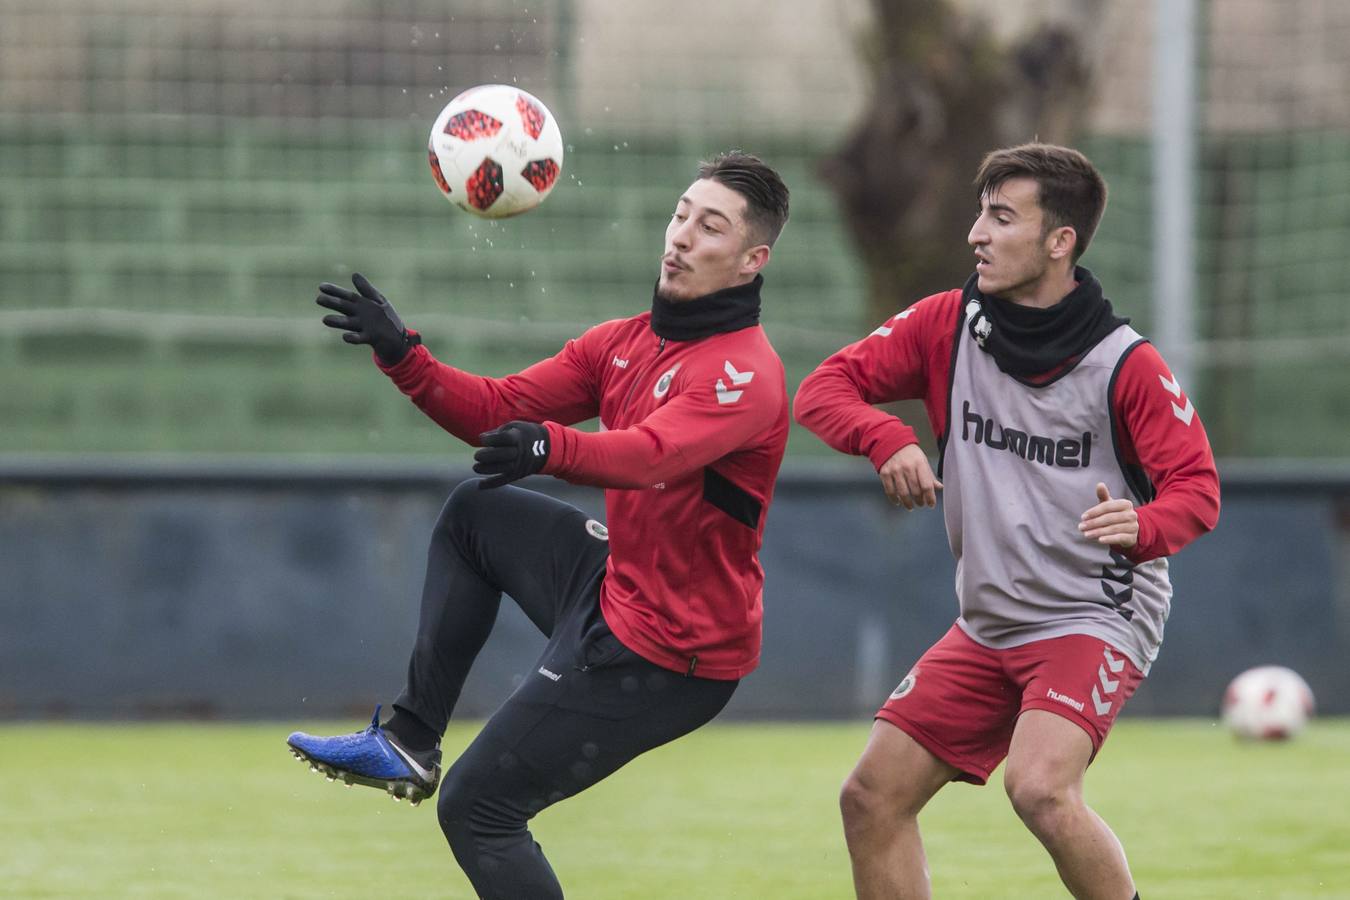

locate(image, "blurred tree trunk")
[[822, 0, 1108, 329]]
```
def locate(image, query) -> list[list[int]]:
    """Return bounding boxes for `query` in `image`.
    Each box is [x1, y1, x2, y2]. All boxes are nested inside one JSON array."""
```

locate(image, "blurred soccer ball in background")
[[1221, 665, 1315, 740], [428, 84, 564, 218]]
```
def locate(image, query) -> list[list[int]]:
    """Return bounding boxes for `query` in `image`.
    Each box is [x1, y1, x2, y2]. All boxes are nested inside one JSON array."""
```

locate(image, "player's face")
[[658, 178, 766, 302], [967, 177, 1073, 303]]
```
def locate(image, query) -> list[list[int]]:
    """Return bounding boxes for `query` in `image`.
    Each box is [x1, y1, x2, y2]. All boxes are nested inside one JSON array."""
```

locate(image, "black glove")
[[316, 272, 421, 365], [473, 421, 550, 489]]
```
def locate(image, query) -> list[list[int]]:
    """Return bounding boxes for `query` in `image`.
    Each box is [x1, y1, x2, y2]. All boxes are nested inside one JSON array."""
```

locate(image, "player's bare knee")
[[839, 771, 879, 828], [840, 768, 911, 834], [1005, 775, 1077, 835]]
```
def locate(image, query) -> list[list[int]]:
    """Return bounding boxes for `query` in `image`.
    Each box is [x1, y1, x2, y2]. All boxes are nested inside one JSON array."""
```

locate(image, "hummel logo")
[[1100, 549, 1136, 622], [612, 356, 629, 369], [1091, 646, 1127, 716], [530, 439, 546, 456], [1047, 688, 1085, 713], [715, 361, 754, 404], [870, 307, 915, 338], [538, 666, 561, 681], [1158, 374, 1195, 425], [1098, 663, 1120, 694]]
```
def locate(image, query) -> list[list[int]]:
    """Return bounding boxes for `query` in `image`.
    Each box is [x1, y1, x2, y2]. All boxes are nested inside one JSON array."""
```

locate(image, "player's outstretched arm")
[[472, 421, 550, 488], [543, 351, 785, 489], [317, 272, 605, 447], [316, 272, 421, 365]]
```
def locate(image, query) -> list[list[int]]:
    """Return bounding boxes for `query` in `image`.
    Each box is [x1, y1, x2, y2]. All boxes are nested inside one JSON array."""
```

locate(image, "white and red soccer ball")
[[428, 84, 564, 218], [1221, 665, 1315, 741]]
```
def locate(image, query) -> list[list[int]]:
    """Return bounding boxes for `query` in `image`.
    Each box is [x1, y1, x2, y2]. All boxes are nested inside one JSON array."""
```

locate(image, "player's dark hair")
[[697, 151, 790, 248], [974, 143, 1108, 262]]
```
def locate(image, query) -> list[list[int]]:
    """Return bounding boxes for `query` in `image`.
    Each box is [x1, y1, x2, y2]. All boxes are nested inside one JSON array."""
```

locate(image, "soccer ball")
[[1220, 665, 1315, 741], [427, 84, 564, 218]]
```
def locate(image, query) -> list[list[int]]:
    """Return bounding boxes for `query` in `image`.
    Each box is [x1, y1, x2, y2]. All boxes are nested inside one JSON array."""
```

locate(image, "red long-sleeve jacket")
[[379, 313, 789, 679], [794, 289, 1219, 563]]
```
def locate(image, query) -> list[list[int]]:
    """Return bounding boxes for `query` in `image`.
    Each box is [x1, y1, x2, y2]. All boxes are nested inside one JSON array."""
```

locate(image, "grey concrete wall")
[[3, 460, 1347, 720]]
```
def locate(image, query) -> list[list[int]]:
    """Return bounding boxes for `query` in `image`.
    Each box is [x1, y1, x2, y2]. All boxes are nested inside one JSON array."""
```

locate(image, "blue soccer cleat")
[[286, 705, 441, 805]]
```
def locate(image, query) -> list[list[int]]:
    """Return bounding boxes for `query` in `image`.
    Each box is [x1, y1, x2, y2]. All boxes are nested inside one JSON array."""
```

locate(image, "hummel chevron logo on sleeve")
[[869, 307, 914, 338], [1158, 373, 1195, 425], [715, 361, 755, 405], [723, 360, 754, 385], [531, 440, 546, 456]]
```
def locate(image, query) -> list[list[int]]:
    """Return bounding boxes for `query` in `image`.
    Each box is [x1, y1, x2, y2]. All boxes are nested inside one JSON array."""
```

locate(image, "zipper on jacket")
[[618, 336, 666, 417]]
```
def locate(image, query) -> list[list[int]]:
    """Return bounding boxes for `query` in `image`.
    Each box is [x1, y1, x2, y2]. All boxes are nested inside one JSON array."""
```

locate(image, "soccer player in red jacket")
[[795, 144, 1219, 900], [287, 152, 790, 899]]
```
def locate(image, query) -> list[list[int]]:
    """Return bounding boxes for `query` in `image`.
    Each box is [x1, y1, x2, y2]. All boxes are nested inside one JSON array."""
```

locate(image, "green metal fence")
[[3, 1, 1350, 459]]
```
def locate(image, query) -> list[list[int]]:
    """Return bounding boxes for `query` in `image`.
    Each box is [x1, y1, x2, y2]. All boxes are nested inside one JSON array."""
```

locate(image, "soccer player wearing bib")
[[286, 152, 790, 900], [795, 144, 1219, 900]]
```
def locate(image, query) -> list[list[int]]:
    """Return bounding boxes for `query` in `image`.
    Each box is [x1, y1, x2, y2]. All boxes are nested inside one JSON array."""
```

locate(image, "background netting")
[[2, 0, 1347, 457]]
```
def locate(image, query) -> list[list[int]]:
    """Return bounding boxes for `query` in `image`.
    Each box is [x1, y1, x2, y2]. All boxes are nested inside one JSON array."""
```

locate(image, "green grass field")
[[2, 718, 1347, 898]]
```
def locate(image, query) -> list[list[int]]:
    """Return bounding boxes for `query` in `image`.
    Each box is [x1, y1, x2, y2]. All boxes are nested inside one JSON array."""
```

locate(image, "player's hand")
[[473, 421, 550, 489], [316, 272, 421, 365], [1078, 483, 1138, 549], [878, 444, 942, 510]]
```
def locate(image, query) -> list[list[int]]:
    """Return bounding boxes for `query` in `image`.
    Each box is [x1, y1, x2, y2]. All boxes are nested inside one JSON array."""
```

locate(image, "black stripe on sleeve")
[[702, 467, 761, 529], [1108, 338, 1157, 504], [937, 295, 967, 480]]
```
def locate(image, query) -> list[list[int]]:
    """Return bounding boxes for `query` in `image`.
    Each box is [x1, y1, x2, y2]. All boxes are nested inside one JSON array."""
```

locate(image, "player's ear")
[[1047, 225, 1077, 261], [741, 244, 771, 276]]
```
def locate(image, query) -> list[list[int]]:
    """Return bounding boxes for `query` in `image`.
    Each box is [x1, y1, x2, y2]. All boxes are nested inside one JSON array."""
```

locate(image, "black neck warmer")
[[650, 275, 763, 341], [962, 266, 1128, 377]]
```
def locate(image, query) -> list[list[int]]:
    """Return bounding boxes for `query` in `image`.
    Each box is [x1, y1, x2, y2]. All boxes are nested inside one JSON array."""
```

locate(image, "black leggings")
[[395, 479, 738, 899]]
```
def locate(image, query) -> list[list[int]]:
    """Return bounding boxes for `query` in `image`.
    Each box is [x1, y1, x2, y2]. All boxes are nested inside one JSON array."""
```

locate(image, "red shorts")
[[876, 624, 1145, 785]]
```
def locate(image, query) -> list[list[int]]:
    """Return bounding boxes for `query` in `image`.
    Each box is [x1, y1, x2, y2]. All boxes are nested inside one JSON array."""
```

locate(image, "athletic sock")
[[382, 705, 440, 756]]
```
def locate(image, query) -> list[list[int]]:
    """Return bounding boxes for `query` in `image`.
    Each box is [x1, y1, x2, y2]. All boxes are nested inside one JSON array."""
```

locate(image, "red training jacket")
[[378, 313, 789, 679], [793, 289, 1220, 563]]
